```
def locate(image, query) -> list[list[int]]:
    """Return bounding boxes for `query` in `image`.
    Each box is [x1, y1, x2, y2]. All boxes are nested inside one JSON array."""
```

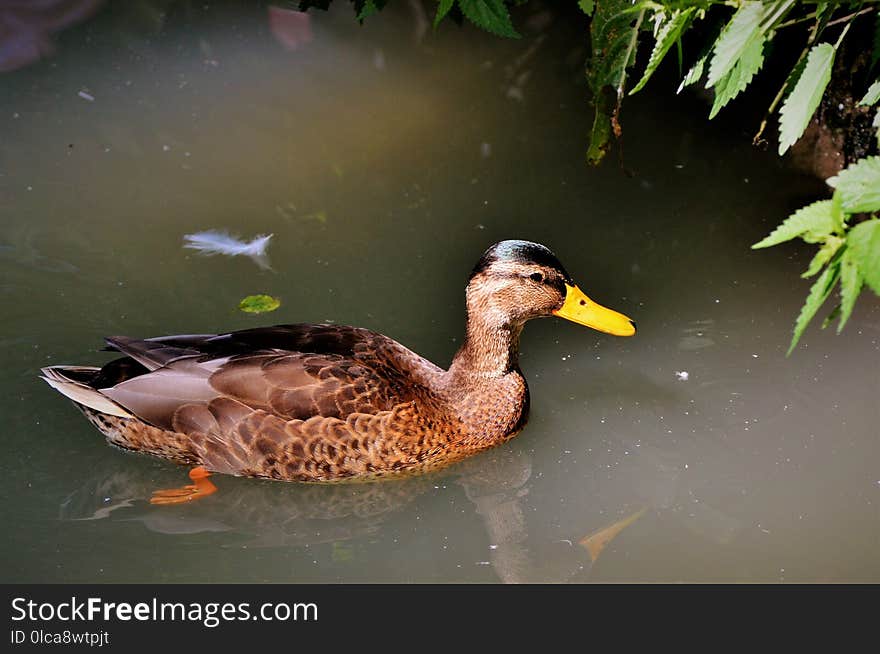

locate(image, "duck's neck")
[[449, 310, 523, 380]]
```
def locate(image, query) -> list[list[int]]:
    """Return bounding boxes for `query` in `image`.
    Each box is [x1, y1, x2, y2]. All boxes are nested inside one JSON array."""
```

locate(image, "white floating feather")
[[182, 230, 273, 269]]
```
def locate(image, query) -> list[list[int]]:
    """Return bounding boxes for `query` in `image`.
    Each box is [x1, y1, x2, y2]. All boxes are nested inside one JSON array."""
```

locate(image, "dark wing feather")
[[146, 324, 371, 358], [104, 335, 201, 370], [98, 324, 439, 433]]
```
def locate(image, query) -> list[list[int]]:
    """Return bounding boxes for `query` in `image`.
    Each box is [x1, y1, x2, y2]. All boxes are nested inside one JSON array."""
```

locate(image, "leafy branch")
[[585, 1, 879, 164], [753, 156, 880, 354]]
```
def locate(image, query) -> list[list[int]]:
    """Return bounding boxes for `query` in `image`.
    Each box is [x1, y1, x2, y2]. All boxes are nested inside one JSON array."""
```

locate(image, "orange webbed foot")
[[150, 466, 217, 505]]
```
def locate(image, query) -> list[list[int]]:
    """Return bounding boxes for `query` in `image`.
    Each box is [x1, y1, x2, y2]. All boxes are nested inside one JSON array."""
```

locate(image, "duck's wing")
[[99, 324, 441, 432]]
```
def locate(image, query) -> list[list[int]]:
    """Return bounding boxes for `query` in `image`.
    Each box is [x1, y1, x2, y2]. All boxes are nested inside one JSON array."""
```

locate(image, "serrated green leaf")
[[778, 43, 835, 155], [630, 8, 696, 95], [458, 0, 519, 38], [578, 0, 594, 17], [239, 294, 281, 314], [709, 34, 764, 119], [837, 247, 863, 332], [706, 1, 789, 88], [801, 237, 842, 278], [860, 79, 880, 106], [678, 53, 706, 93], [847, 218, 880, 295], [677, 20, 724, 95], [752, 200, 837, 249], [434, 0, 455, 28], [788, 262, 840, 355], [827, 156, 880, 213]]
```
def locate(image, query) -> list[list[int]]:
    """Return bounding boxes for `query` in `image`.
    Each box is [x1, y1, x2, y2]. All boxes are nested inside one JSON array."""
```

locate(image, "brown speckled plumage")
[[42, 240, 635, 482]]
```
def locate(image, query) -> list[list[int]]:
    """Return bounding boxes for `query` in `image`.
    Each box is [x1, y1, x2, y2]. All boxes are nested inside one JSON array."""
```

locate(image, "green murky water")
[[2, 2, 878, 583]]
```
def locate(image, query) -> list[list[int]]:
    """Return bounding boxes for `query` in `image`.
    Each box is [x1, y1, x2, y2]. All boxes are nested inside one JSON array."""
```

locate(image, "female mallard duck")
[[42, 240, 635, 488]]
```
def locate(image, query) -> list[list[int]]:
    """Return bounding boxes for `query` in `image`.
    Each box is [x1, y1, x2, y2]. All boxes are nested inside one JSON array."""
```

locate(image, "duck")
[[42, 240, 635, 492]]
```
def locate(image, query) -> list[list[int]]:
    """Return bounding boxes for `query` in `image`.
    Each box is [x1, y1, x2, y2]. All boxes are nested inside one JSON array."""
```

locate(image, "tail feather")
[[40, 366, 133, 418]]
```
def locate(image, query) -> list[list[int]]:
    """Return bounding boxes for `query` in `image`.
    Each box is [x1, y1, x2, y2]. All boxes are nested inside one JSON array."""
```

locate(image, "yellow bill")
[[552, 284, 636, 336]]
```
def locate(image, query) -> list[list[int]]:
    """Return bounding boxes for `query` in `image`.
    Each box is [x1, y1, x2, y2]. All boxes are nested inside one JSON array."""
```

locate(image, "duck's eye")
[[529, 272, 543, 283]]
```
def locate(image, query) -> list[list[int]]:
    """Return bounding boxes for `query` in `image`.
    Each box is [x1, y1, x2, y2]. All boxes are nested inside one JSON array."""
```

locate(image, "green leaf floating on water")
[[239, 294, 281, 314]]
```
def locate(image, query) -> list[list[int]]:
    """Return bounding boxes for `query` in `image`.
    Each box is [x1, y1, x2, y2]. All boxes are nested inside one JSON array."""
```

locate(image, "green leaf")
[[677, 21, 725, 95], [678, 53, 706, 93], [821, 304, 841, 330], [587, 89, 614, 166], [709, 34, 764, 119], [586, 0, 646, 165], [860, 79, 880, 106], [578, 0, 594, 17], [752, 200, 837, 249], [707, 1, 783, 88], [837, 247, 863, 332], [630, 8, 696, 95], [353, 0, 387, 21], [434, 0, 455, 28], [827, 156, 880, 213], [801, 237, 842, 279], [778, 43, 835, 155], [830, 189, 844, 232], [588, 1, 646, 92], [356, 0, 378, 20], [788, 262, 840, 356], [239, 294, 281, 314], [847, 218, 880, 295], [458, 0, 520, 38]]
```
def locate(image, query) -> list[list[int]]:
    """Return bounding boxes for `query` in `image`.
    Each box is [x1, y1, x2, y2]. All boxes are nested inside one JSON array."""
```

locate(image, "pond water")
[[2, 1, 878, 583]]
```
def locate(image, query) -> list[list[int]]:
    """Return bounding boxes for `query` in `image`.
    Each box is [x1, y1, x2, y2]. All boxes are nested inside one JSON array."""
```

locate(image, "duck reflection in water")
[[59, 429, 744, 583], [60, 448, 584, 583]]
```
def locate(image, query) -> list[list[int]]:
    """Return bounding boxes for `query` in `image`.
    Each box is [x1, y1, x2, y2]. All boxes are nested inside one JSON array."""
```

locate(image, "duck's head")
[[466, 240, 635, 337]]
